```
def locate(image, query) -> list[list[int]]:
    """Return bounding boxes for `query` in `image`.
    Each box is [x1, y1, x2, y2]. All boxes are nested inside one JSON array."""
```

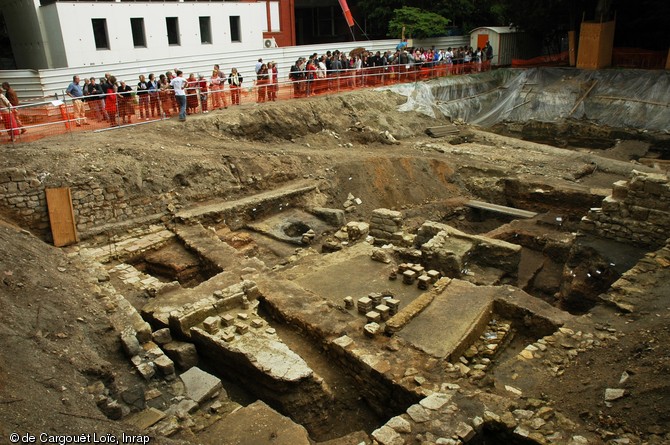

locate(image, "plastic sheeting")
[[383, 68, 670, 132]]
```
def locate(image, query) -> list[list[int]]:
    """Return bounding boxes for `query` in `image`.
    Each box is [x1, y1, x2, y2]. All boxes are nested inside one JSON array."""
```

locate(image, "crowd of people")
[[61, 65, 245, 125], [0, 41, 494, 139], [285, 42, 494, 98]]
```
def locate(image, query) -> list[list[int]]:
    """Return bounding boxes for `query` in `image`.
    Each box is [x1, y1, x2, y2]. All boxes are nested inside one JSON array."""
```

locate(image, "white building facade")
[[2, 0, 287, 69]]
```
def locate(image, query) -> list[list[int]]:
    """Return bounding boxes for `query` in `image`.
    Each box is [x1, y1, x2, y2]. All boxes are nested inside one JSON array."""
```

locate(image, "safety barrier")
[[511, 51, 569, 68], [1, 60, 491, 145], [612, 48, 667, 70], [512, 48, 667, 70]]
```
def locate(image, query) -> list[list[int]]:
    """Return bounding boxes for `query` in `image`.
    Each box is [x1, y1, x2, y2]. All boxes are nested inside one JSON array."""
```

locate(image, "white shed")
[[470, 26, 537, 66]]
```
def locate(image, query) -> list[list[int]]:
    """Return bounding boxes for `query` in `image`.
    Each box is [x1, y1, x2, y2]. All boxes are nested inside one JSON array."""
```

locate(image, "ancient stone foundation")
[[581, 170, 670, 247], [0, 167, 172, 239]]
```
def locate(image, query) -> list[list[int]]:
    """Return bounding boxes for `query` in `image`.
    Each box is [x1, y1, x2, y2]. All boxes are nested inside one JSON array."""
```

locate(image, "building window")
[[91, 18, 109, 50], [166, 17, 180, 46], [316, 7, 335, 37], [130, 18, 146, 48], [229, 16, 240, 43], [199, 16, 212, 44]]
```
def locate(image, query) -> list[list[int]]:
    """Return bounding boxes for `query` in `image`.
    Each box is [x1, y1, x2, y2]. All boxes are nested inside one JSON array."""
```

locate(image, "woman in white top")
[[210, 69, 226, 109]]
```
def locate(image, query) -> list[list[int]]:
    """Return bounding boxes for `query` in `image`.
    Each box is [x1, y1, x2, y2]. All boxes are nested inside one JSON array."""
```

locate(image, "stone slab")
[[179, 366, 222, 404], [124, 407, 166, 430], [398, 279, 494, 359]]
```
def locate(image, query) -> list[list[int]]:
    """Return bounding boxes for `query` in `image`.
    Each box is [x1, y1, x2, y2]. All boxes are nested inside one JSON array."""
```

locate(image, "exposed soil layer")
[[1, 85, 669, 445]]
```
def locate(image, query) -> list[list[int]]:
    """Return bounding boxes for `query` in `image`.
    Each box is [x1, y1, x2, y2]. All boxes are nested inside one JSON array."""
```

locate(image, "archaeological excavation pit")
[[2, 67, 670, 445]]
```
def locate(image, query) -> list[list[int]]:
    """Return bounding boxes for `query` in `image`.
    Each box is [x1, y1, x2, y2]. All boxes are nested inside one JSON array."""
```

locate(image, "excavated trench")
[[121, 152, 652, 442], [55, 69, 667, 443]]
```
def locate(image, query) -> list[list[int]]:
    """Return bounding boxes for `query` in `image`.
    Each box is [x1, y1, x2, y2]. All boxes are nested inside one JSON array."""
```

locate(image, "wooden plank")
[[46, 187, 78, 247], [465, 200, 537, 219], [569, 79, 598, 116]]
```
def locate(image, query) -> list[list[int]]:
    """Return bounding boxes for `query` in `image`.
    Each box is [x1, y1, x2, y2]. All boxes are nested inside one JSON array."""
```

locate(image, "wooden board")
[[465, 200, 537, 219], [577, 20, 615, 69], [46, 187, 78, 247]]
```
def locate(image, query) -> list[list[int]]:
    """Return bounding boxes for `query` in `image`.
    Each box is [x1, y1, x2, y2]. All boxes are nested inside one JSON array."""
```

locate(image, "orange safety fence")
[[612, 47, 667, 70], [511, 51, 569, 68], [512, 47, 667, 70], [1, 61, 492, 145]]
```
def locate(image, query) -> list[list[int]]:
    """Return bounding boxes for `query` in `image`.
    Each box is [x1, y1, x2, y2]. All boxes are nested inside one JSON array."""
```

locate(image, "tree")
[[388, 7, 451, 38]]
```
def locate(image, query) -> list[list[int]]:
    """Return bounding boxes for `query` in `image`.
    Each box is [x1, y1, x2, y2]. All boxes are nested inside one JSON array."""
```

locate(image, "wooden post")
[[568, 31, 577, 67]]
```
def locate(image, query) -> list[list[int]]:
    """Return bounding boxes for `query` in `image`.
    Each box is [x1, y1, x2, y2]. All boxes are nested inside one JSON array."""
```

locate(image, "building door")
[[477, 34, 489, 51]]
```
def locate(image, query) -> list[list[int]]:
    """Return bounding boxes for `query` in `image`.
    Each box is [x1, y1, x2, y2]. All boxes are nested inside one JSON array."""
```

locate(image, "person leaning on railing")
[[137, 74, 150, 120], [158, 74, 173, 118], [85, 77, 107, 122], [0, 89, 20, 141], [118, 80, 135, 124], [147, 73, 160, 118], [101, 75, 119, 127], [228, 67, 242, 106], [1, 82, 26, 134], [289, 58, 304, 98], [256, 64, 269, 103], [65, 75, 88, 126]]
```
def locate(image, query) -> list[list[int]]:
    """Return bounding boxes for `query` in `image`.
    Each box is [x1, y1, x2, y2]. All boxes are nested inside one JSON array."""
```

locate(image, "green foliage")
[[388, 7, 451, 38]]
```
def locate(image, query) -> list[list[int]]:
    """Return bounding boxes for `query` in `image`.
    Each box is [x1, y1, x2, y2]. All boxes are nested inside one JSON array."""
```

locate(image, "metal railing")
[[1, 60, 491, 144]]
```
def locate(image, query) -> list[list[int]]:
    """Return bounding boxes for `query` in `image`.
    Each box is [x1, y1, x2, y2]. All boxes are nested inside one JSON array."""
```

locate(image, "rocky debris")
[[321, 236, 343, 253], [163, 341, 199, 370], [512, 325, 621, 378], [346, 221, 370, 241], [371, 246, 394, 263], [152, 328, 172, 345], [364, 322, 381, 337], [450, 318, 512, 380], [301, 228, 316, 244], [604, 388, 626, 401], [343, 193, 362, 212]]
